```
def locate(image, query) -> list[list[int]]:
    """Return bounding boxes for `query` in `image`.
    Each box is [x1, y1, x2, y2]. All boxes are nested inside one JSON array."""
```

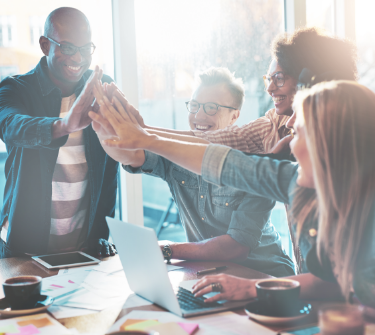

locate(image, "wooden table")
[[0, 255, 319, 334]]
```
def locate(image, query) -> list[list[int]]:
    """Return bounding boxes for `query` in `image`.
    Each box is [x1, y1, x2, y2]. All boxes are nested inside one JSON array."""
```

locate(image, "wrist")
[[52, 119, 69, 139], [142, 133, 158, 150]]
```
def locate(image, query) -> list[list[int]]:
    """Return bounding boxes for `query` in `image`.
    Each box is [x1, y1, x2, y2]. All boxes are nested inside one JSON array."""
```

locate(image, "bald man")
[[0, 7, 118, 258]]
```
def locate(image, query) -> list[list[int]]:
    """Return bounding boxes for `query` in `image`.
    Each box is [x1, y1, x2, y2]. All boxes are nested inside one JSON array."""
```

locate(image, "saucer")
[[244, 299, 312, 325], [0, 295, 54, 316]]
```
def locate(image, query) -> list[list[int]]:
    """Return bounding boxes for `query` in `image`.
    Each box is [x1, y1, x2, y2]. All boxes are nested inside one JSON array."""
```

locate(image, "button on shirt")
[[124, 151, 295, 277]]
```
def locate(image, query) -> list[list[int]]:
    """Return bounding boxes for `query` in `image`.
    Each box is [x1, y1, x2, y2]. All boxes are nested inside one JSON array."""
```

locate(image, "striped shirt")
[[193, 108, 290, 154], [48, 94, 89, 253]]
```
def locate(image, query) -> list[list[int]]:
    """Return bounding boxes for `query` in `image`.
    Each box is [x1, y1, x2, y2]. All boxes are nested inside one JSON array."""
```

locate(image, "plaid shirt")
[[193, 108, 290, 154]]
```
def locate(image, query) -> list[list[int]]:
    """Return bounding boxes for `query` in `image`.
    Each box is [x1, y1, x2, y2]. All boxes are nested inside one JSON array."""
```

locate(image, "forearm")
[[147, 129, 209, 144], [144, 135, 207, 175], [287, 273, 342, 301], [146, 126, 194, 137], [168, 235, 249, 261]]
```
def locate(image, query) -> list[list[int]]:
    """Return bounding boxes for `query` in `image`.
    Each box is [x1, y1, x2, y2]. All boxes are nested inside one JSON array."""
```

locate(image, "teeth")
[[68, 66, 81, 71], [195, 125, 209, 130], [272, 96, 286, 103]]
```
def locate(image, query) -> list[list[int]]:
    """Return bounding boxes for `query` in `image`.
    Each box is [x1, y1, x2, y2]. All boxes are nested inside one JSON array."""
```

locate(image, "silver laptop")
[[106, 217, 253, 317]]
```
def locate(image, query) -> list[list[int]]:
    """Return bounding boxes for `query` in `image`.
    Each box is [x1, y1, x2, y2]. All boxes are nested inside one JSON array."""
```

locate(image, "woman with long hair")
[[93, 80, 375, 307]]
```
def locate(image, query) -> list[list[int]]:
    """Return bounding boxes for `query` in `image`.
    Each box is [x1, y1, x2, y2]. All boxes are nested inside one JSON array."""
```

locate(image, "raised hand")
[[90, 95, 153, 151], [60, 66, 102, 135]]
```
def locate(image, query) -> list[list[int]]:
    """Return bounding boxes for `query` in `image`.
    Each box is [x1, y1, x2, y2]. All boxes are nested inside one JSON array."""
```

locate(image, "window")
[[0, 16, 16, 47], [29, 16, 44, 46], [306, 0, 334, 33], [356, 0, 375, 92], [133, 0, 288, 246]]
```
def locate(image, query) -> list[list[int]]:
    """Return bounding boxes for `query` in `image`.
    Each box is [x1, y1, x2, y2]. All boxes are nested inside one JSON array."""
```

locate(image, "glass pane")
[[134, 0, 287, 244], [0, 2, 118, 217], [306, 0, 334, 34], [356, 0, 375, 92]]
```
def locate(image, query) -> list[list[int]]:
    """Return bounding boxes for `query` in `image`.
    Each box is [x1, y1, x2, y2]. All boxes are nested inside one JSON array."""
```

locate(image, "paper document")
[[107, 310, 226, 335], [0, 313, 71, 335]]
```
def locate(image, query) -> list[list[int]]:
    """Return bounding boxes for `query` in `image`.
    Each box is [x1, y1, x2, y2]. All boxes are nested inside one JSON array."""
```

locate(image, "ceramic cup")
[[255, 278, 301, 317], [2, 275, 42, 310]]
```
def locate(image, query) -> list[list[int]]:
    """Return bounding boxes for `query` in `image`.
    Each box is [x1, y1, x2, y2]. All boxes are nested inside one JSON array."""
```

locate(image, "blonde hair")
[[293, 81, 375, 299], [195, 67, 245, 110]]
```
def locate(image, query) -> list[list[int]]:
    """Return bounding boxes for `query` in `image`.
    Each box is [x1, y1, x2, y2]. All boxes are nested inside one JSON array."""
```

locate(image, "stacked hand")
[[88, 85, 153, 151]]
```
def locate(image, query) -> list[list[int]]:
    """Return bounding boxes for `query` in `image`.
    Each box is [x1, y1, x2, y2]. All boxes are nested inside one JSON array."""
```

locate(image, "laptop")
[[106, 217, 253, 317]]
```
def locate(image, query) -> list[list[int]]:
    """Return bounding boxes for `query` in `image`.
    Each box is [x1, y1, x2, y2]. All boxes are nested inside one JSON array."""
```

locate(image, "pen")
[[196, 266, 227, 275]]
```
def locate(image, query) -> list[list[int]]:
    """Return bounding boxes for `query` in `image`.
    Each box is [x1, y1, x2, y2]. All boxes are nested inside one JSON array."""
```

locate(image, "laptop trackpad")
[[179, 280, 227, 304]]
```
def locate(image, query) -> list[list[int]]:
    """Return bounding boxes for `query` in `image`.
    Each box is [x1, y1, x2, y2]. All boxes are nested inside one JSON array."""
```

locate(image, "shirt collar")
[[35, 56, 86, 97]]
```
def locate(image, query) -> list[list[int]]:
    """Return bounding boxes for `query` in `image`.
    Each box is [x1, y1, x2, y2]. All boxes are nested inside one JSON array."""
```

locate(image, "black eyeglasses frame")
[[185, 101, 237, 116], [46, 36, 96, 57]]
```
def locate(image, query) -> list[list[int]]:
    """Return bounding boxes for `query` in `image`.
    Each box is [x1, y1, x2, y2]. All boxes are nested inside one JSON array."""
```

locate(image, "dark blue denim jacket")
[[0, 57, 118, 254], [202, 144, 375, 308], [124, 151, 295, 277]]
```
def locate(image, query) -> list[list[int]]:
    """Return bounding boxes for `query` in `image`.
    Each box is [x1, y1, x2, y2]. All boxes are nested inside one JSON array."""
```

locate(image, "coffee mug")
[[3, 275, 42, 309], [255, 278, 300, 317]]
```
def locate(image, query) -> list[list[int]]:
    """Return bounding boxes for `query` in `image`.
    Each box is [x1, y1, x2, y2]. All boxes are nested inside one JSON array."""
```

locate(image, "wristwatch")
[[162, 244, 173, 263]]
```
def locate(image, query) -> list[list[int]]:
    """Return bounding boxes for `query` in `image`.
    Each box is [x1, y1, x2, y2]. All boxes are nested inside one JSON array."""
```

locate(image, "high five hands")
[[88, 82, 153, 151]]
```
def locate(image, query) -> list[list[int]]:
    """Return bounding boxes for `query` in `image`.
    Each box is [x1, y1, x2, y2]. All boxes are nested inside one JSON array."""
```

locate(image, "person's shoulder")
[[0, 68, 37, 91]]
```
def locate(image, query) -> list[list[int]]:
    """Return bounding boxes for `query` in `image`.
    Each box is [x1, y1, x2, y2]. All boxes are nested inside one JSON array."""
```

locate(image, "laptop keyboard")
[[176, 286, 221, 311]]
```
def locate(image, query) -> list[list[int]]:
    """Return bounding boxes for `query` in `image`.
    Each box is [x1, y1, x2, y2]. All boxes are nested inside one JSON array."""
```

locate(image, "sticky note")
[[125, 320, 160, 331], [0, 325, 18, 333], [17, 317, 53, 328], [178, 322, 199, 334], [6, 324, 40, 335], [146, 322, 189, 335], [68, 280, 74, 284], [120, 319, 152, 330]]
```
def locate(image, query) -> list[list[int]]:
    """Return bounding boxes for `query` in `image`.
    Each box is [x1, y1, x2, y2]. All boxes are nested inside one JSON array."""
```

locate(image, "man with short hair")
[[0, 7, 117, 258], [91, 68, 295, 277]]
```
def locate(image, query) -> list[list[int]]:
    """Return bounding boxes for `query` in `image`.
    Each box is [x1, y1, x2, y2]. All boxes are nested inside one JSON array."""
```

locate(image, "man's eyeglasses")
[[262, 71, 286, 90], [185, 101, 236, 116], [46, 37, 96, 57]]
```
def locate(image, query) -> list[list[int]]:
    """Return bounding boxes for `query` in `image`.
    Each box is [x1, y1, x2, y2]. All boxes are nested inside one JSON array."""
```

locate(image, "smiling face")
[[188, 84, 240, 132], [42, 13, 92, 91], [289, 119, 315, 189], [266, 60, 298, 116]]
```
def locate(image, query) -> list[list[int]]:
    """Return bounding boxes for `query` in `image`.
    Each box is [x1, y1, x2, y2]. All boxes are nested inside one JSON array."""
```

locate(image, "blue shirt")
[[0, 57, 118, 254], [124, 150, 295, 277], [202, 144, 375, 307]]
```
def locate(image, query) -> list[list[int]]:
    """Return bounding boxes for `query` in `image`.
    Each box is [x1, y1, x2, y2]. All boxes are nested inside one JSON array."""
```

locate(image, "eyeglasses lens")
[[275, 73, 285, 87], [204, 103, 218, 115], [187, 102, 199, 113], [60, 44, 95, 57]]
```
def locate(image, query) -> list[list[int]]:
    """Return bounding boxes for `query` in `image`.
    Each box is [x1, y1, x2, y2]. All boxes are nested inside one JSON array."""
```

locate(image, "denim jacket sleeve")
[[89, 155, 119, 241], [0, 78, 67, 149], [227, 194, 275, 250], [201, 144, 298, 204], [123, 150, 170, 181]]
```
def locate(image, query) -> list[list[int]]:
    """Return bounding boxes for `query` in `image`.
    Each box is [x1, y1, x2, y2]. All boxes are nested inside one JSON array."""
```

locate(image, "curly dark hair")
[[271, 27, 358, 81]]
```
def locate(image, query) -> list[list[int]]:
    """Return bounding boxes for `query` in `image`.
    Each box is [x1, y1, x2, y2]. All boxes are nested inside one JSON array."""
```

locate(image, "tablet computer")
[[32, 251, 100, 269]]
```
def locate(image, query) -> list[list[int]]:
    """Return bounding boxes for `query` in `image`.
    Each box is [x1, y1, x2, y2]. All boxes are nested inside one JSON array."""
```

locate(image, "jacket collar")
[[35, 56, 86, 97]]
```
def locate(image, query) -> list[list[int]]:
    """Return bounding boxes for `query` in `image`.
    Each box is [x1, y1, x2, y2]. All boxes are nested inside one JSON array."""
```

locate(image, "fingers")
[[103, 242, 110, 257], [88, 111, 114, 135], [204, 293, 226, 303], [192, 275, 220, 293], [102, 96, 124, 123], [112, 96, 134, 123]]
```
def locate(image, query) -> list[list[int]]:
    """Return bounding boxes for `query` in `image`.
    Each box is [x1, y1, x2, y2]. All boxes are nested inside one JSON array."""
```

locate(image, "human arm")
[[160, 235, 249, 261], [192, 272, 342, 303], [0, 67, 101, 149]]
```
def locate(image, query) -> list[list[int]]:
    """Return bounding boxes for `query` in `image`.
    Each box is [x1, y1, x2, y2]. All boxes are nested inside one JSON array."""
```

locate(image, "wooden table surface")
[[0, 255, 320, 334]]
